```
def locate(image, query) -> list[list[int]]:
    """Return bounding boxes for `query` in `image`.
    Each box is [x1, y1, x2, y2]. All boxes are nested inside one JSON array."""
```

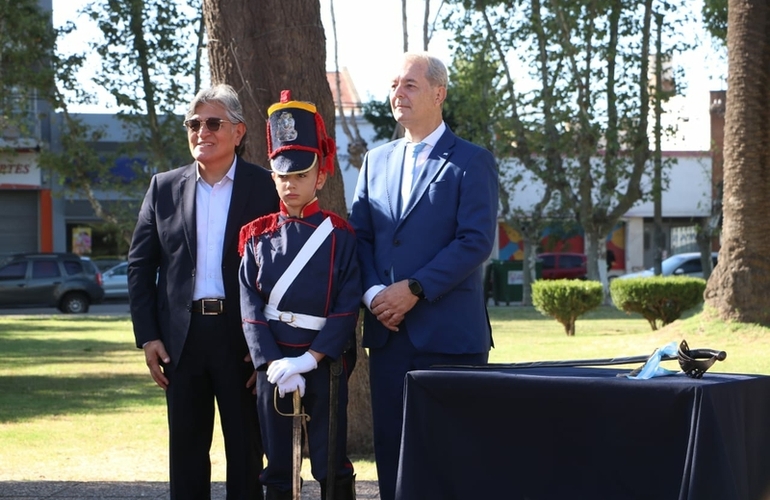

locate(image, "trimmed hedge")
[[531, 279, 604, 336], [610, 276, 706, 330]]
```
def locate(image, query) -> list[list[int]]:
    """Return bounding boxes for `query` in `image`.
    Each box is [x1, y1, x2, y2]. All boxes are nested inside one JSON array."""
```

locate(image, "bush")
[[610, 277, 706, 330], [531, 279, 604, 336]]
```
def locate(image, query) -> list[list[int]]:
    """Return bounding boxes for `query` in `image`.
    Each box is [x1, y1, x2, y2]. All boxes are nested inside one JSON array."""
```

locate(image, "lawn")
[[1, 305, 768, 482]]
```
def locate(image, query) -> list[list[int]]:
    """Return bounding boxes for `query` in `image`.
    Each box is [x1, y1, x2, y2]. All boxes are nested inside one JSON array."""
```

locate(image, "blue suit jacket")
[[349, 127, 498, 354]]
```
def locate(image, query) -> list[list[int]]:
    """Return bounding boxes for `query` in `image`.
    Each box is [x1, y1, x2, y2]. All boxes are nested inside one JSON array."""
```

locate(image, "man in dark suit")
[[128, 84, 279, 500], [348, 52, 499, 500]]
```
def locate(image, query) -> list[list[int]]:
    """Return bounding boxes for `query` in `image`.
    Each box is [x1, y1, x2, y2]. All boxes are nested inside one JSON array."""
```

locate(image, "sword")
[[325, 357, 343, 500], [439, 353, 678, 369], [434, 340, 726, 378], [274, 388, 310, 500], [292, 390, 303, 500]]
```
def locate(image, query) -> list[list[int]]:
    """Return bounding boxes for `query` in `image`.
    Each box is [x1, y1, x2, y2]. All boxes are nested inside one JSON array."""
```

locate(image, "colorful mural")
[[498, 221, 626, 271]]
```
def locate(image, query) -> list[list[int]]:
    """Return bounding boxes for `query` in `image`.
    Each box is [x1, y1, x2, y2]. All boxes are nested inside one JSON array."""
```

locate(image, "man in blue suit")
[[348, 52, 499, 500]]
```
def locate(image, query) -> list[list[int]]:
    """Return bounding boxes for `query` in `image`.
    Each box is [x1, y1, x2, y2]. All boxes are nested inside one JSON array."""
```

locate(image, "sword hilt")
[[273, 387, 311, 421]]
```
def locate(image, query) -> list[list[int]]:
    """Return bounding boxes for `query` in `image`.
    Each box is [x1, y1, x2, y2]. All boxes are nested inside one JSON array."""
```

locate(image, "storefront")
[[0, 149, 53, 258]]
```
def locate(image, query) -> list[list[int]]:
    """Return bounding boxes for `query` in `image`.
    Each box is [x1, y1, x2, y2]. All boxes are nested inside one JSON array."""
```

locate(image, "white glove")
[[266, 352, 318, 385], [277, 373, 306, 398]]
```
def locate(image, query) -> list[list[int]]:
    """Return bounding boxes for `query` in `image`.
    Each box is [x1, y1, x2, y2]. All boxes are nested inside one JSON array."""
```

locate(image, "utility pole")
[[653, 12, 664, 276]]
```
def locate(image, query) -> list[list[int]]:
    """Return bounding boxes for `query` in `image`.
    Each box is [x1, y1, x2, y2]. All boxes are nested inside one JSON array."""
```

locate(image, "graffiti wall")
[[498, 221, 626, 271]]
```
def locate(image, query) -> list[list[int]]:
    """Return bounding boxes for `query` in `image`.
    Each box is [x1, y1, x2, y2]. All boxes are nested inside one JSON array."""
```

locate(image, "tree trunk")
[[521, 237, 536, 306], [202, 0, 346, 210], [704, 0, 770, 327], [584, 229, 613, 304], [696, 217, 714, 281], [202, 0, 372, 453]]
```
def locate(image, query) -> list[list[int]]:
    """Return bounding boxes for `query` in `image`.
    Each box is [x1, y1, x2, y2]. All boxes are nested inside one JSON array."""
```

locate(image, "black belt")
[[191, 298, 225, 315]]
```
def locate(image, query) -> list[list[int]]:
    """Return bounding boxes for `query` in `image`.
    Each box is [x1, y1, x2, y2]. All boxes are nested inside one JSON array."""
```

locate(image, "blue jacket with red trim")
[[238, 200, 360, 369]]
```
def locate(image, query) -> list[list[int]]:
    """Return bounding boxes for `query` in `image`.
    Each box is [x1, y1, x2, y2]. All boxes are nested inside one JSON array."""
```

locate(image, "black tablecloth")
[[397, 367, 770, 500]]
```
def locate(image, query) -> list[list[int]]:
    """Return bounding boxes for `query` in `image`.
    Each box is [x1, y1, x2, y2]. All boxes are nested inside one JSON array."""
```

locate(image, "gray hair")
[[186, 84, 247, 155], [403, 52, 448, 88], [185, 84, 245, 123]]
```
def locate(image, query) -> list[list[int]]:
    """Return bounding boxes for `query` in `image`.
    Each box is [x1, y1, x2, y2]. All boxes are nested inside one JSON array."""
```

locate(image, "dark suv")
[[0, 253, 105, 313]]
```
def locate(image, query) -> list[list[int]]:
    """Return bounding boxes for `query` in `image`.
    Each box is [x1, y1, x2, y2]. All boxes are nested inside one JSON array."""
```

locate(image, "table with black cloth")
[[396, 366, 770, 500]]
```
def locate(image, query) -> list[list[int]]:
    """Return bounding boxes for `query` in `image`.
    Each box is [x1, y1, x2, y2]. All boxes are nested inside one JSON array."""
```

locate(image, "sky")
[[50, 0, 450, 107], [50, 0, 726, 151]]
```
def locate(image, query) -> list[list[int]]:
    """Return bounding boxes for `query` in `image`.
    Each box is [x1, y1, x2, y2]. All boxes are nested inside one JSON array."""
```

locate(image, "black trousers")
[[166, 313, 264, 500]]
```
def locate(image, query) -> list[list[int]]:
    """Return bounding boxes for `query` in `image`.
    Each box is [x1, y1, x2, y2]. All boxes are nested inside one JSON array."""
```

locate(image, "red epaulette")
[[321, 210, 355, 234], [238, 214, 280, 256]]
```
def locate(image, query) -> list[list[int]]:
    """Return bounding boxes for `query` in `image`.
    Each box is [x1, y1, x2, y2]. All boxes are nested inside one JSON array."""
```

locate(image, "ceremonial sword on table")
[[436, 340, 727, 378]]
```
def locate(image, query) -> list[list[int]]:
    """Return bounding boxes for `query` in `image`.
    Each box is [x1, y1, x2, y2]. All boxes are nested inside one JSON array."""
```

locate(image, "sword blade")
[[434, 353, 678, 370], [292, 390, 302, 500]]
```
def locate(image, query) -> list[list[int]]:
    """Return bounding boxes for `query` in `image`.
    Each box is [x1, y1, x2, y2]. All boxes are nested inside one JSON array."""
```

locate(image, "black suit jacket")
[[128, 157, 279, 367]]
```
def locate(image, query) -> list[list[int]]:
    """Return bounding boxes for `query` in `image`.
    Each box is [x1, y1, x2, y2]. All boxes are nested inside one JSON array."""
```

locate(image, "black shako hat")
[[266, 90, 336, 175]]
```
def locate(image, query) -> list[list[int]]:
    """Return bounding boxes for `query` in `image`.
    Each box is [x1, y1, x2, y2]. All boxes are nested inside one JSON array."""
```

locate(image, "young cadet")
[[238, 90, 360, 500]]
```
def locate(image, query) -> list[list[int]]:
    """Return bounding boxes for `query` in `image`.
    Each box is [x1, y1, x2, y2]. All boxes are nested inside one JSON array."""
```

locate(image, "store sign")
[[0, 152, 41, 187]]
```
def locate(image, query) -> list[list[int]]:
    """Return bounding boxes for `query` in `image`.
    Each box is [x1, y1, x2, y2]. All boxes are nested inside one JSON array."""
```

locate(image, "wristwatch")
[[408, 278, 425, 299]]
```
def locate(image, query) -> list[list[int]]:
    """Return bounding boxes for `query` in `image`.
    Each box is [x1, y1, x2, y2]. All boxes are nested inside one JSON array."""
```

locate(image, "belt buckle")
[[201, 298, 222, 315], [278, 311, 295, 324]]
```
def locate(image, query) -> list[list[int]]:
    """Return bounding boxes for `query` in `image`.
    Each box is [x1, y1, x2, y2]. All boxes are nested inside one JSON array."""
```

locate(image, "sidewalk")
[[0, 480, 380, 499]]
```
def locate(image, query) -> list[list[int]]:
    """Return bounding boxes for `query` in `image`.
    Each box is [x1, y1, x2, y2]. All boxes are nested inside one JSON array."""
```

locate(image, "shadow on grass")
[[0, 336, 137, 371], [0, 372, 164, 423], [0, 315, 131, 333]]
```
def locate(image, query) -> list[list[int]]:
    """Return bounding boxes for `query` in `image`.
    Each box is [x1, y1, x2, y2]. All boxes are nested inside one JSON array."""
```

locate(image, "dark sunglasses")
[[183, 117, 235, 132]]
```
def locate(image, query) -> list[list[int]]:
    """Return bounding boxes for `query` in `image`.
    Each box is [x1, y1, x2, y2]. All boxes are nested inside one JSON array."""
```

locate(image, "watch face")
[[409, 279, 423, 296]]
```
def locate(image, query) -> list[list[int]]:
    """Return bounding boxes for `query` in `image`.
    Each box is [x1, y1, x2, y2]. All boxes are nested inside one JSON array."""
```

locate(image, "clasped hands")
[[370, 280, 419, 332], [267, 351, 318, 398]]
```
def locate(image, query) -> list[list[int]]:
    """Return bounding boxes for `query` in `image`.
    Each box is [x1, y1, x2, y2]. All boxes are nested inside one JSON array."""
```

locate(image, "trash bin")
[[485, 259, 542, 305]]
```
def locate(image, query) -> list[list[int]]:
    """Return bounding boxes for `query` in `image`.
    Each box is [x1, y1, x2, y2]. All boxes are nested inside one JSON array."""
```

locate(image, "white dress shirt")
[[192, 158, 237, 300]]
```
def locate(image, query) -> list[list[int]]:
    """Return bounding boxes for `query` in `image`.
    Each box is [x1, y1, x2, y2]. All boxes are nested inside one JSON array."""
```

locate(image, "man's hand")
[[370, 280, 420, 331], [266, 352, 318, 385], [276, 373, 306, 398], [143, 340, 170, 390], [244, 353, 257, 395]]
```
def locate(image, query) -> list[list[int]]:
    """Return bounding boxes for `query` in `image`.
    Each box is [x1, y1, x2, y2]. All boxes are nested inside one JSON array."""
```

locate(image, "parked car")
[[537, 252, 588, 280], [619, 252, 718, 279], [92, 257, 127, 273], [101, 261, 129, 300], [0, 253, 105, 313]]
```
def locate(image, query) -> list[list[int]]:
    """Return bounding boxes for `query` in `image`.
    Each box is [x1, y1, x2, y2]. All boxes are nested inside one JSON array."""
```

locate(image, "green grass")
[[1, 306, 768, 482], [488, 304, 770, 374]]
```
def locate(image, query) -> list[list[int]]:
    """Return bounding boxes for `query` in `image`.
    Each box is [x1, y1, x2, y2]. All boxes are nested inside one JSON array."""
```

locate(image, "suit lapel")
[[180, 163, 197, 263], [401, 130, 456, 219], [387, 140, 407, 221], [224, 158, 250, 257]]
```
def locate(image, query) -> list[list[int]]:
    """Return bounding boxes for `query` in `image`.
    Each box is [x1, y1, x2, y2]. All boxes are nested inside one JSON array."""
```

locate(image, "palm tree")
[[704, 0, 770, 327]]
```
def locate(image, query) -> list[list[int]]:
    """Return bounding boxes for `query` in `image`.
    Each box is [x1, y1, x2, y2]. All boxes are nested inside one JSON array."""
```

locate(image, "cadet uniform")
[[238, 91, 360, 500]]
